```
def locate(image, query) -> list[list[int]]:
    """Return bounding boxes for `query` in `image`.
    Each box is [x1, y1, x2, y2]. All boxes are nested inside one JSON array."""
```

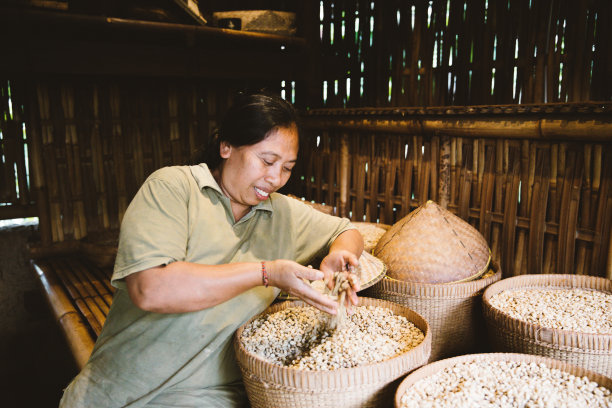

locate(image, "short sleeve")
[[112, 168, 190, 288]]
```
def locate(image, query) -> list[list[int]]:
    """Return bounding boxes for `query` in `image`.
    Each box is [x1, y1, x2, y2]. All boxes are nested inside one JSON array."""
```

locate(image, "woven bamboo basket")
[[234, 297, 432, 408], [352, 221, 391, 253], [364, 261, 502, 362], [394, 352, 612, 407], [482, 274, 612, 377], [375, 201, 490, 284]]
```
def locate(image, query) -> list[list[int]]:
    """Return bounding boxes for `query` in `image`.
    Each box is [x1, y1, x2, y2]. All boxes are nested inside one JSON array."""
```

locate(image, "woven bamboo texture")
[[482, 274, 612, 377], [233, 297, 432, 408], [316, 1, 610, 108], [295, 106, 612, 280], [374, 200, 490, 283], [7, 77, 279, 245], [364, 261, 502, 362], [357, 251, 387, 289], [394, 352, 612, 408]]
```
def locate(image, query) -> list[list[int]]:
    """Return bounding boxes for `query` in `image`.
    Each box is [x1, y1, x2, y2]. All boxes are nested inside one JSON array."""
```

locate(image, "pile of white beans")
[[241, 305, 424, 370], [489, 288, 612, 334], [399, 360, 612, 408]]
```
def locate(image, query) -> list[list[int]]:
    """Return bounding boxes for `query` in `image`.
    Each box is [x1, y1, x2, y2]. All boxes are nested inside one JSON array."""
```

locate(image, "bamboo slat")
[[313, 1, 607, 107], [339, 134, 349, 217], [31, 260, 95, 369], [438, 136, 450, 208]]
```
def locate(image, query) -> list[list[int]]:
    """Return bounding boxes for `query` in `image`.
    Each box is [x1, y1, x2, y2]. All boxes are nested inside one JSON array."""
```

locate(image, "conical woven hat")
[[374, 200, 490, 284]]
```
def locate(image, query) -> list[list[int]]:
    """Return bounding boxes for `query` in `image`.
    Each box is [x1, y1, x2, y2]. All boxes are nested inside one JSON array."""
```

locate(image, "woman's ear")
[[219, 141, 232, 159]]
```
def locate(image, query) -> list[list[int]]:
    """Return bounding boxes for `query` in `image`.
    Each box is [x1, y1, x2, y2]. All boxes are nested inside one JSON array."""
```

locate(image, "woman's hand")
[[319, 249, 361, 307], [267, 259, 340, 315]]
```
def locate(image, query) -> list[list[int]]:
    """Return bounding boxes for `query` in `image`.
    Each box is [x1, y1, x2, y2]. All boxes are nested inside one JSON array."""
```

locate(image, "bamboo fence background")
[[0, 0, 610, 279], [291, 104, 612, 279], [315, 0, 610, 108], [3, 77, 278, 244]]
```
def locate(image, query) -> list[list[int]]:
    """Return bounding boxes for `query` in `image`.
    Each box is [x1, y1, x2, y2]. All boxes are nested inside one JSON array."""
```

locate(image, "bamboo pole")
[[339, 134, 349, 218], [439, 135, 451, 208], [303, 116, 612, 141], [606, 233, 612, 279]]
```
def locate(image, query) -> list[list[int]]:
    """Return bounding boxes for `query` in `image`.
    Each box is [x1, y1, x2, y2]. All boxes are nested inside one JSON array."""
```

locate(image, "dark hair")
[[191, 92, 299, 169]]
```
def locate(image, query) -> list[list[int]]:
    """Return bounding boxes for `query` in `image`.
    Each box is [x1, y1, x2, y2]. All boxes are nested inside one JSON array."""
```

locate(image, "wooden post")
[[607, 231, 612, 280], [439, 135, 451, 208], [339, 133, 350, 218]]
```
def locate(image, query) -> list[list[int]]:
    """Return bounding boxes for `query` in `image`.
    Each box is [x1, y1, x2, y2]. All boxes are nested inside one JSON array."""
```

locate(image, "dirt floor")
[[0, 223, 77, 407]]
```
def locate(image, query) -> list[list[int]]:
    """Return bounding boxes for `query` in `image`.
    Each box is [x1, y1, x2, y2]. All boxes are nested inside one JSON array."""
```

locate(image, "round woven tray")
[[364, 260, 502, 362], [374, 201, 491, 284], [394, 352, 612, 407], [234, 297, 432, 408], [351, 221, 391, 253], [482, 274, 612, 377], [278, 251, 387, 301]]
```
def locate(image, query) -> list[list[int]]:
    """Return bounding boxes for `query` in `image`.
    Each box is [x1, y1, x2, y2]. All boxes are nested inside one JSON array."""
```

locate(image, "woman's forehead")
[[255, 126, 299, 156]]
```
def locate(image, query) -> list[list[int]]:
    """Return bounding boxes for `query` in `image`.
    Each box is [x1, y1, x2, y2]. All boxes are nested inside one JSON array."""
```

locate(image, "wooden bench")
[[31, 245, 115, 369]]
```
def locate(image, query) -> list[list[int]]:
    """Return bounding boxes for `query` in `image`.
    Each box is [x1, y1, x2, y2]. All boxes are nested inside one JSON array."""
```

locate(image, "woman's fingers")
[[294, 265, 324, 282], [345, 252, 360, 268], [291, 281, 338, 315]]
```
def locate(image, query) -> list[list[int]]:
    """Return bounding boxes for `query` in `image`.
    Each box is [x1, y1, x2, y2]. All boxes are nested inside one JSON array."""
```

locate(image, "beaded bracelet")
[[261, 261, 269, 287]]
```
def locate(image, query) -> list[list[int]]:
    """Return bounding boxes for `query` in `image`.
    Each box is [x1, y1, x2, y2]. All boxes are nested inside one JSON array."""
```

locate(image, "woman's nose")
[[265, 165, 282, 186]]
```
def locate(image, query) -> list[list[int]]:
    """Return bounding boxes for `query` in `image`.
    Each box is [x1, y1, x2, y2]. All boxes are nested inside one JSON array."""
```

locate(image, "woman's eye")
[[263, 159, 273, 166], [283, 166, 293, 172]]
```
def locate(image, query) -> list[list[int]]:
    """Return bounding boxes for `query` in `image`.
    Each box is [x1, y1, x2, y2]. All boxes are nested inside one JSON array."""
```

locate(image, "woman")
[[59, 92, 363, 407]]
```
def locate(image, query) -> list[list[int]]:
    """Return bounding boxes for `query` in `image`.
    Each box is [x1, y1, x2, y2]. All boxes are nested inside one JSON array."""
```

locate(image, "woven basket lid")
[[374, 200, 490, 284], [278, 251, 387, 301]]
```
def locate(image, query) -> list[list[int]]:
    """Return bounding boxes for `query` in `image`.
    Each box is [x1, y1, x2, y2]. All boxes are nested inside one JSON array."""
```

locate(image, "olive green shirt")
[[60, 164, 353, 408]]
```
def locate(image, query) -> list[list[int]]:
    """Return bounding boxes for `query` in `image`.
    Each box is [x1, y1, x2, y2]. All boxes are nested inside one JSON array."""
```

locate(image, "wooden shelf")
[[1, 7, 308, 79]]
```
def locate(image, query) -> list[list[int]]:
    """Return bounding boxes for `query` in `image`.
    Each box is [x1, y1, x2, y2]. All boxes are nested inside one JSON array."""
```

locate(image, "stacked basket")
[[367, 200, 502, 361], [482, 274, 612, 377], [234, 297, 432, 408]]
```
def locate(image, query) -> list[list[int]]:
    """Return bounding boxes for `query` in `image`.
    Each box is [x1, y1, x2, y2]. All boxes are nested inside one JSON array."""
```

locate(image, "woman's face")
[[216, 124, 299, 221]]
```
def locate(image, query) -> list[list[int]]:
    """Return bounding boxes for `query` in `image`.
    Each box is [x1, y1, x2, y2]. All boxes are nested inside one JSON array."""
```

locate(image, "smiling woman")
[[58, 92, 363, 408], [214, 124, 299, 221]]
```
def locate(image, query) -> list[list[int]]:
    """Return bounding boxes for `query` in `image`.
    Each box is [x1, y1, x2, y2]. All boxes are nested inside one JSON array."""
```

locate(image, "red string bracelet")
[[261, 261, 269, 287]]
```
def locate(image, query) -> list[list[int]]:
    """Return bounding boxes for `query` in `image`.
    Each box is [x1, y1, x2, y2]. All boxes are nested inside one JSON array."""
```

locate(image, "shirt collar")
[[189, 164, 273, 213]]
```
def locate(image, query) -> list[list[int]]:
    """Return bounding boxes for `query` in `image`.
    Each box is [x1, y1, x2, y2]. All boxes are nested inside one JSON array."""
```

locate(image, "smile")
[[254, 187, 270, 199]]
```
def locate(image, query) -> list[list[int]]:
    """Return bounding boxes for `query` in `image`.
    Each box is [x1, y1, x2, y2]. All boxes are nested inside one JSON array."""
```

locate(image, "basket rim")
[[394, 352, 612, 407], [372, 261, 502, 298], [482, 274, 612, 344], [234, 297, 432, 390]]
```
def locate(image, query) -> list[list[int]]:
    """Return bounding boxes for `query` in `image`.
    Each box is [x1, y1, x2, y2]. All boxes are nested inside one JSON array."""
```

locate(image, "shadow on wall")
[[0, 222, 77, 407]]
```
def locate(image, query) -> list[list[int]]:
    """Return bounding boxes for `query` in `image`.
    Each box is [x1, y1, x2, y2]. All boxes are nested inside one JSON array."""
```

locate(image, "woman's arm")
[[328, 228, 364, 259], [125, 259, 341, 314]]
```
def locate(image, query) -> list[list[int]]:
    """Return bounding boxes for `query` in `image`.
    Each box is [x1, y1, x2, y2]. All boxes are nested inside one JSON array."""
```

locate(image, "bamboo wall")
[[291, 104, 612, 279], [0, 80, 35, 220], [7, 77, 277, 245], [316, 0, 610, 107], [1, 1, 611, 281]]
